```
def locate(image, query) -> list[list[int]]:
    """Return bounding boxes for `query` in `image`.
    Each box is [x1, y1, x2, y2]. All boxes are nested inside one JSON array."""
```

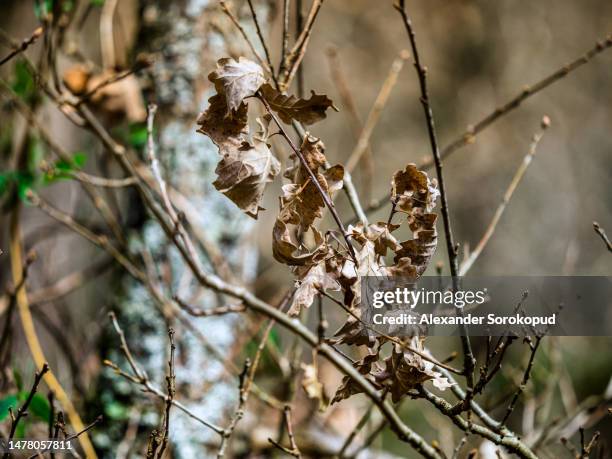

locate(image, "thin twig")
[[592, 222, 612, 253], [173, 296, 246, 317], [2, 364, 50, 459], [258, 93, 358, 264], [217, 360, 252, 458], [218, 295, 294, 457], [582, 430, 600, 458], [419, 386, 538, 459], [361, 33, 612, 217], [345, 50, 409, 173], [246, 0, 278, 85], [106, 314, 225, 435], [459, 116, 550, 275], [279, 0, 291, 78], [154, 328, 175, 458], [279, 0, 324, 91], [219, 1, 270, 73], [337, 402, 375, 458], [295, 0, 305, 97], [501, 336, 543, 426], [28, 415, 104, 459], [268, 405, 302, 458], [452, 436, 468, 459], [395, 0, 475, 398], [346, 419, 387, 459], [0, 26, 44, 67], [69, 171, 138, 188]]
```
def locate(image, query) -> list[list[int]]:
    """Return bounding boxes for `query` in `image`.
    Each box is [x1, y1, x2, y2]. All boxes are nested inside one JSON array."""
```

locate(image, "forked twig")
[[268, 405, 302, 458]]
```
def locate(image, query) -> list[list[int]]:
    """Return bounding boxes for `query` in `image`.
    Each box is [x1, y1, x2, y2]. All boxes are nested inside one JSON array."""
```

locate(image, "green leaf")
[[34, 0, 54, 19], [128, 123, 148, 149], [72, 152, 87, 168], [0, 171, 17, 197], [16, 172, 34, 202], [0, 395, 18, 421], [28, 394, 51, 421], [91, 0, 105, 5], [12, 60, 37, 103], [268, 328, 281, 349], [43, 152, 88, 185], [104, 401, 128, 420], [62, 0, 75, 12], [15, 420, 26, 438]]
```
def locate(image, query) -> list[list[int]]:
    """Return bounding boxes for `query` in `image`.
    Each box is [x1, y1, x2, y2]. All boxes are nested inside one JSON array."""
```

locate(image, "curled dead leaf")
[[209, 57, 266, 113], [380, 338, 454, 403], [332, 348, 381, 404], [290, 261, 340, 316], [197, 94, 279, 218], [391, 164, 439, 276], [212, 137, 280, 218], [260, 83, 337, 125]]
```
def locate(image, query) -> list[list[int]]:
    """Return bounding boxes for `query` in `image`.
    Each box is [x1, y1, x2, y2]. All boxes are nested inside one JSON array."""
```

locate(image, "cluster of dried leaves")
[[196, 57, 451, 408]]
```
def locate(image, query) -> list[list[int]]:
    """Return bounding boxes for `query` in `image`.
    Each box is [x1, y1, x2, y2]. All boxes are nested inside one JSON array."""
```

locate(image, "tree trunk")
[[99, 1, 273, 457]]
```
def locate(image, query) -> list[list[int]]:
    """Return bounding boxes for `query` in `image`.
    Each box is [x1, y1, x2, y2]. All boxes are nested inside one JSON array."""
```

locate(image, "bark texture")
[[98, 1, 271, 456]]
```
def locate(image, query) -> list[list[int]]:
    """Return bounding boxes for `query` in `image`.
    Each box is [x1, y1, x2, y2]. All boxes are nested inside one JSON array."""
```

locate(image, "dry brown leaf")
[[272, 220, 323, 266], [290, 261, 340, 316], [87, 72, 147, 122], [196, 94, 249, 147], [63, 66, 146, 122], [212, 137, 280, 218], [260, 83, 337, 125], [332, 338, 453, 405], [272, 134, 343, 266], [379, 338, 453, 403], [332, 312, 375, 347], [197, 95, 279, 218], [209, 57, 266, 113], [278, 166, 343, 232], [331, 349, 381, 404], [301, 363, 328, 410], [284, 135, 327, 184], [391, 164, 439, 276]]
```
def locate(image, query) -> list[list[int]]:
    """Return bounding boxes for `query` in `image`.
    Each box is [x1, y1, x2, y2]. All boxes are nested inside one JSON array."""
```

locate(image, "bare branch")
[[459, 116, 551, 275]]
